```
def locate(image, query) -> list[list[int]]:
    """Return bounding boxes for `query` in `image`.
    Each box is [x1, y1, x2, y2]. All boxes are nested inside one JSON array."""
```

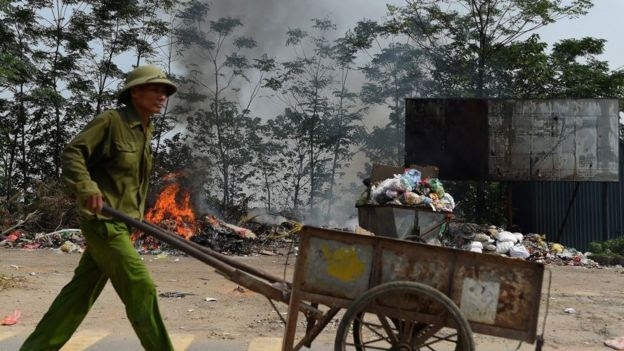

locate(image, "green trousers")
[[20, 220, 173, 351]]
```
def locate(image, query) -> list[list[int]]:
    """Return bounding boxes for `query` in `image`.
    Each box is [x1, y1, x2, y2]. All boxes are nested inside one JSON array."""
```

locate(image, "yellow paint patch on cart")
[[321, 244, 365, 282]]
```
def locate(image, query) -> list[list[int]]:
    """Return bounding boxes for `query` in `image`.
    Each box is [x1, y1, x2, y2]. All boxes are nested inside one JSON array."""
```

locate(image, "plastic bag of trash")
[[550, 243, 564, 254], [509, 245, 530, 259], [474, 233, 490, 242], [426, 178, 445, 198], [402, 192, 423, 206], [496, 241, 514, 254], [484, 244, 497, 251], [401, 168, 421, 189], [371, 176, 409, 203], [495, 231, 518, 243], [512, 232, 524, 242], [385, 189, 399, 199], [470, 241, 483, 249], [434, 193, 455, 212]]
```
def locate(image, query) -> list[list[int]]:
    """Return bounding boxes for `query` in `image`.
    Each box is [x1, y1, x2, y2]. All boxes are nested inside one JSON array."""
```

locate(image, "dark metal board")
[[405, 98, 619, 181]]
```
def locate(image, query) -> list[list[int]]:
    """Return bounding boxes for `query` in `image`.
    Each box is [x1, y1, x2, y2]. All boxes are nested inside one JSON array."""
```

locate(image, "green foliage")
[[589, 236, 624, 256], [588, 237, 624, 266], [386, 0, 593, 96]]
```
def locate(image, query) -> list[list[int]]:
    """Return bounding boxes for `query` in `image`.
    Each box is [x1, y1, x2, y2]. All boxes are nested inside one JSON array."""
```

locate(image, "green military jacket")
[[62, 105, 154, 221]]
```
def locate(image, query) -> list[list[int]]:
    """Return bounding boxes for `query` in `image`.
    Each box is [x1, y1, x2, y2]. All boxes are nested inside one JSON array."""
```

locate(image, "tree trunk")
[[52, 20, 62, 179], [326, 70, 348, 221], [293, 153, 304, 212], [262, 166, 272, 212], [326, 145, 339, 221], [95, 20, 120, 116], [5, 133, 17, 210], [19, 83, 28, 195]]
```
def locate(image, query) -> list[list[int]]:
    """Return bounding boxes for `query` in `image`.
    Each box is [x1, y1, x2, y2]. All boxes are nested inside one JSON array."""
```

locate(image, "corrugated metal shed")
[[512, 140, 624, 251]]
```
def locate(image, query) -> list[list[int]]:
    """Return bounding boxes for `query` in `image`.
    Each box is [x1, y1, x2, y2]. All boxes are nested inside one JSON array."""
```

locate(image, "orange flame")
[[145, 182, 196, 239]]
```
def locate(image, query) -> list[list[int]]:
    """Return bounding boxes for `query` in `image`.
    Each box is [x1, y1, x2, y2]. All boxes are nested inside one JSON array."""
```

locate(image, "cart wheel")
[[335, 281, 475, 351]]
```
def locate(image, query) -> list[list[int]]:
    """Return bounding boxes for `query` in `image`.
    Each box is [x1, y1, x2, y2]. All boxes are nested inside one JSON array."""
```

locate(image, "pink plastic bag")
[[1, 310, 21, 326]]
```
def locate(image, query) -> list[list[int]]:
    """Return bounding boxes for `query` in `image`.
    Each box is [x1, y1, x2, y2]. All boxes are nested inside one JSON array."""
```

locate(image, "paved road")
[[0, 329, 331, 351]]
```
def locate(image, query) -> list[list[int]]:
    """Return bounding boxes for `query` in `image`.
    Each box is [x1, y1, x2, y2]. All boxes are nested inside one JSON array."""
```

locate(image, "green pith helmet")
[[117, 65, 177, 104]]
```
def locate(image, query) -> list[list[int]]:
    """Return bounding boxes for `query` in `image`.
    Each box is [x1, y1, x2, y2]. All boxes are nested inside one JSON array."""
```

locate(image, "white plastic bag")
[[496, 241, 514, 254], [509, 245, 530, 259], [495, 231, 518, 243], [441, 193, 455, 211], [470, 241, 483, 249], [474, 233, 490, 242]]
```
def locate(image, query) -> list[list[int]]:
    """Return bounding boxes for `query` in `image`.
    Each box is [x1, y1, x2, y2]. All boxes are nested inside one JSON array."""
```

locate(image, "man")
[[21, 65, 177, 351]]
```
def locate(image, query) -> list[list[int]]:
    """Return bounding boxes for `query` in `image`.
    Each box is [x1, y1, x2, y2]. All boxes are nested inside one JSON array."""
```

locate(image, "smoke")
[[173, 0, 402, 224], [177, 0, 399, 119]]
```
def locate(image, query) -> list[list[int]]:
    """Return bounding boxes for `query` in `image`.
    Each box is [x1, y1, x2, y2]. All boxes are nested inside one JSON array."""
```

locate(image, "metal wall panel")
[[512, 141, 624, 251], [489, 99, 619, 181]]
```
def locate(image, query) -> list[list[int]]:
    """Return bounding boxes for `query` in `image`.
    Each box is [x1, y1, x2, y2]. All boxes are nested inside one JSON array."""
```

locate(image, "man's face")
[[130, 83, 168, 115]]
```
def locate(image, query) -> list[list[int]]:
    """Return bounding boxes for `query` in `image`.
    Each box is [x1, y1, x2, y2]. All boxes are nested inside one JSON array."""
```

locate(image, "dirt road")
[[0, 248, 623, 350]]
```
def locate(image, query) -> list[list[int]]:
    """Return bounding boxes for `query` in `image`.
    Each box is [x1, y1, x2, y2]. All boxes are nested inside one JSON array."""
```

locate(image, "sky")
[[331, 0, 624, 70], [536, 0, 624, 71]]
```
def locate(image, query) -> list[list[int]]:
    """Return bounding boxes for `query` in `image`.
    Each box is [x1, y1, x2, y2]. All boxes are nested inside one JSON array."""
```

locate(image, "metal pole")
[[602, 182, 609, 241], [555, 183, 580, 244]]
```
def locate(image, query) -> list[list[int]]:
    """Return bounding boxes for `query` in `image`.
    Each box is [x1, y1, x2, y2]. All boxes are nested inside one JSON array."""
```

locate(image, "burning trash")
[[132, 174, 294, 256], [144, 180, 197, 239]]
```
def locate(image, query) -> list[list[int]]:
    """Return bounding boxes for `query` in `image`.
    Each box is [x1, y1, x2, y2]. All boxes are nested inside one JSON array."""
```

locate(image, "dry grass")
[[0, 274, 25, 291]]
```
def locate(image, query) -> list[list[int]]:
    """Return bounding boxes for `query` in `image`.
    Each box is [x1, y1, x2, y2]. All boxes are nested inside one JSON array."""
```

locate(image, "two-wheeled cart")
[[103, 205, 544, 351]]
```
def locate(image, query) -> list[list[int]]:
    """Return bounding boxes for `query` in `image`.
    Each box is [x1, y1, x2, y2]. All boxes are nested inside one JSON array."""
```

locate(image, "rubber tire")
[[335, 281, 475, 351]]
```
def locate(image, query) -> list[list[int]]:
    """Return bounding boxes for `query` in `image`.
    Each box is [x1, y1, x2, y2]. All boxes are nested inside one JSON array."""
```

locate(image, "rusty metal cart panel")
[[357, 204, 449, 244], [285, 226, 544, 348]]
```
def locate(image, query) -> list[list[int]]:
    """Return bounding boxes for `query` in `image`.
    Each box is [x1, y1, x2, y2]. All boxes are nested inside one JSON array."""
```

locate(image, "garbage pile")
[[357, 168, 455, 212], [445, 223, 599, 267], [134, 213, 300, 256], [2, 213, 299, 257], [0, 229, 84, 253]]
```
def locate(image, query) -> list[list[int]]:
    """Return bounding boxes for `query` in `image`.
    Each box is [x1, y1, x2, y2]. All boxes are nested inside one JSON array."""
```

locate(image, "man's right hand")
[[86, 194, 104, 214]]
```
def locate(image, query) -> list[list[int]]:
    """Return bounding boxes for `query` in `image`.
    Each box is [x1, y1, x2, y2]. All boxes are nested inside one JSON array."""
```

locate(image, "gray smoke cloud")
[[176, 0, 402, 225]]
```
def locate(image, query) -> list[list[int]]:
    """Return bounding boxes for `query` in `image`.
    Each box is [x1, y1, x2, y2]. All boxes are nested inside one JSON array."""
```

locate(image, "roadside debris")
[[158, 291, 195, 298], [442, 223, 600, 267], [60, 240, 81, 253], [564, 308, 577, 314], [0, 275, 24, 292], [605, 336, 624, 350], [1, 229, 83, 251], [1, 310, 21, 326]]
